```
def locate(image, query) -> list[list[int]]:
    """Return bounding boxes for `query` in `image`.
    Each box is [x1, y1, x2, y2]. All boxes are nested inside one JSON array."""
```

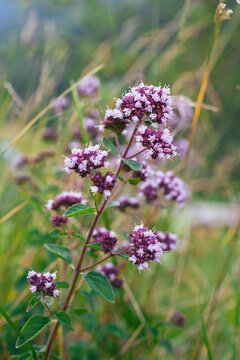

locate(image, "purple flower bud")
[[101, 82, 173, 132], [34, 150, 55, 163], [139, 179, 159, 202], [174, 139, 189, 159], [117, 196, 140, 211], [51, 215, 68, 227], [97, 262, 123, 288], [51, 97, 69, 114], [135, 125, 177, 160], [156, 231, 178, 251], [156, 171, 190, 206], [91, 171, 117, 198], [93, 229, 118, 254], [171, 312, 186, 327], [132, 161, 154, 181], [63, 144, 109, 178], [170, 95, 193, 128], [47, 191, 87, 211], [77, 75, 100, 97], [27, 270, 59, 297], [129, 224, 163, 271], [42, 127, 58, 142], [14, 174, 31, 184]]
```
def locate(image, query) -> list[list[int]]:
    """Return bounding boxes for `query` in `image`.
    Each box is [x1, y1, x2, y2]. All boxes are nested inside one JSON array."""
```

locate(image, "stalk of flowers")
[[27, 270, 59, 297], [38, 82, 182, 359], [139, 170, 190, 206], [128, 224, 163, 271], [63, 144, 109, 178], [101, 83, 173, 132], [90, 171, 117, 199], [135, 125, 177, 160]]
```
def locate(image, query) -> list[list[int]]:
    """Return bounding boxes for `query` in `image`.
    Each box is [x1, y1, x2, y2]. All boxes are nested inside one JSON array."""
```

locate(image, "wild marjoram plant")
[[16, 80, 191, 359]]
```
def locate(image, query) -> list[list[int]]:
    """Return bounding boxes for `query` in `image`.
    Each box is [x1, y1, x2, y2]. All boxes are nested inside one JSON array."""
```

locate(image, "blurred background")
[[0, 0, 240, 359]]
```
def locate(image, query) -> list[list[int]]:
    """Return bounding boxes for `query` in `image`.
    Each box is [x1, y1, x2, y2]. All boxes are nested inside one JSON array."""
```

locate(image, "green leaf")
[[55, 311, 74, 331], [116, 248, 129, 259], [83, 271, 115, 303], [73, 233, 86, 241], [70, 308, 88, 317], [64, 204, 96, 217], [118, 176, 124, 182], [122, 158, 142, 171], [56, 281, 69, 289], [106, 200, 120, 209], [102, 137, 120, 155], [26, 294, 41, 312], [128, 178, 141, 185], [86, 242, 103, 251], [144, 119, 152, 125], [16, 315, 51, 348], [44, 243, 72, 264]]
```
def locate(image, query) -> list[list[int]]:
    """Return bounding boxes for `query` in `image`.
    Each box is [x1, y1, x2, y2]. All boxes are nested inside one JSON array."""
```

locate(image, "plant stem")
[[67, 222, 76, 267], [115, 132, 122, 156], [43, 125, 138, 359], [126, 148, 146, 159]]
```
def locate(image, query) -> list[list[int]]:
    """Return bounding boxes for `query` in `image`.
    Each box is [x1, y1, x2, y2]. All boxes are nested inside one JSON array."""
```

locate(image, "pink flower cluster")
[[157, 171, 190, 206], [63, 144, 108, 178], [117, 196, 140, 211], [97, 262, 123, 288], [102, 82, 173, 132], [133, 161, 154, 181], [156, 231, 178, 251], [139, 170, 190, 206], [91, 171, 117, 198], [129, 224, 163, 271], [77, 75, 100, 97], [27, 270, 59, 297], [51, 97, 69, 114], [92, 227, 118, 253], [51, 215, 68, 227], [135, 125, 177, 160], [47, 191, 87, 211]]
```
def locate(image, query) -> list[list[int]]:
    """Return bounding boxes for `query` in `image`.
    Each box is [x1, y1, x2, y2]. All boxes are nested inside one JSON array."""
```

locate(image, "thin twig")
[[115, 132, 123, 156], [67, 222, 76, 267]]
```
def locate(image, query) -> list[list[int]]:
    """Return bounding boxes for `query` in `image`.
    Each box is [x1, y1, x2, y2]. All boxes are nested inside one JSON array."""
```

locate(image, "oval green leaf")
[[44, 243, 72, 264], [55, 311, 74, 331], [16, 315, 51, 348], [83, 271, 115, 303], [102, 137, 120, 155], [122, 159, 142, 171], [64, 204, 96, 217]]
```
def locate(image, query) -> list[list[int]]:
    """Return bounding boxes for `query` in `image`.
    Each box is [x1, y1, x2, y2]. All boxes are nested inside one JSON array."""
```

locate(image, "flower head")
[[91, 171, 117, 198], [157, 171, 190, 206], [139, 179, 159, 202], [132, 161, 154, 181], [174, 139, 189, 159], [46, 191, 87, 211], [97, 262, 123, 288], [117, 196, 140, 211], [135, 126, 177, 160], [101, 82, 173, 132], [77, 75, 100, 97], [156, 231, 178, 251], [63, 144, 108, 178], [51, 97, 69, 114], [51, 215, 68, 227], [128, 224, 163, 271], [27, 270, 59, 297], [170, 95, 193, 128], [93, 228, 118, 254]]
